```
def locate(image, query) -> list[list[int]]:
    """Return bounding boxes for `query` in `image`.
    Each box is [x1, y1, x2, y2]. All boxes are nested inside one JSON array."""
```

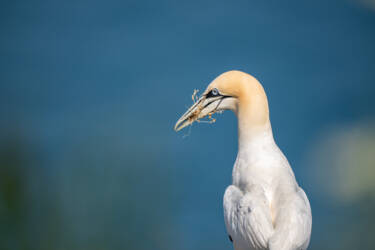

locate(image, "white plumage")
[[175, 71, 312, 250], [224, 129, 311, 250]]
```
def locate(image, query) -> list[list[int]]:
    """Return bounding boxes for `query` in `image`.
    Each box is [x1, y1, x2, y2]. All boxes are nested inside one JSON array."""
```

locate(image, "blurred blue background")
[[1, 0, 375, 249]]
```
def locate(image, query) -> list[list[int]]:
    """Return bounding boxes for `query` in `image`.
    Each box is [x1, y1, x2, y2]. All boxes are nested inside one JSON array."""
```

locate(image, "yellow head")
[[174, 70, 270, 133]]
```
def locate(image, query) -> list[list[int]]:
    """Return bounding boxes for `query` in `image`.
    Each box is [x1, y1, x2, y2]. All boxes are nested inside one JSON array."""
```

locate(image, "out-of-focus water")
[[1, 0, 374, 249]]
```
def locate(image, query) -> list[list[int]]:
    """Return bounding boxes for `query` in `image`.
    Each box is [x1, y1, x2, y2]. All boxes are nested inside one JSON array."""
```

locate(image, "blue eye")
[[211, 88, 219, 96], [206, 88, 220, 98]]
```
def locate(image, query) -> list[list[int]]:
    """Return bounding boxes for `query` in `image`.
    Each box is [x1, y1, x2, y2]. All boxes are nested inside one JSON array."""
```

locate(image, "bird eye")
[[206, 88, 220, 98], [211, 88, 219, 96]]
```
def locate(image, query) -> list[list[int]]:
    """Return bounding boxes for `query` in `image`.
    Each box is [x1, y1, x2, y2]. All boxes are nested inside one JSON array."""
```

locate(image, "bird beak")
[[174, 95, 223, 132]]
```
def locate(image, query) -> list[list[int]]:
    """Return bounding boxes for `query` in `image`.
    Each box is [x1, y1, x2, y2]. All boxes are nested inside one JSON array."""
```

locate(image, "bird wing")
[[224, 185, 274, 250], [268, 187, 312, 250]]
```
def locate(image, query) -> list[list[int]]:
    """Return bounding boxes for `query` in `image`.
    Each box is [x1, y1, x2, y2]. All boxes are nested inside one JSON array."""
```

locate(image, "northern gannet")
[[174, 71, 312, 250]]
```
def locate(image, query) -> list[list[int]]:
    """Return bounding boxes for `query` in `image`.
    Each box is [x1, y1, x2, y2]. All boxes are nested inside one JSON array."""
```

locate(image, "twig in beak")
[[196, 112, 216, 124], [192, 89, 199, 103]]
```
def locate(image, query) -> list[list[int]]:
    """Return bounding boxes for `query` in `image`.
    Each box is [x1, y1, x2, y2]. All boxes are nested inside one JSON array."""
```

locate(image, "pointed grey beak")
[[174, 95, 223, 131]]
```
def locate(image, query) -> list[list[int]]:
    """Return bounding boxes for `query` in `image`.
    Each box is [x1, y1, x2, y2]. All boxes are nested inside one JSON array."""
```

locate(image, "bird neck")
[[236, 82, 273, 150], [237, 114, 273, 151]]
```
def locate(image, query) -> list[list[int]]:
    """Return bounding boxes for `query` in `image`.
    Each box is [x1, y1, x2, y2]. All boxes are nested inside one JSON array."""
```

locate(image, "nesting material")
[[189, 89, 217, 125], [192, 89, 199, 102]]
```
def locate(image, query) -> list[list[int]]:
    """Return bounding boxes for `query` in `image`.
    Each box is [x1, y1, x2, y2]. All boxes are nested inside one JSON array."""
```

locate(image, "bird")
[[174, 70, 312, 250]]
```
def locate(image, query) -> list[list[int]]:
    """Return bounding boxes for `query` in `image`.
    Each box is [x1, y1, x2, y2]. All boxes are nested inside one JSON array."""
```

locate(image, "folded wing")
[[224, 185, 274, 250]]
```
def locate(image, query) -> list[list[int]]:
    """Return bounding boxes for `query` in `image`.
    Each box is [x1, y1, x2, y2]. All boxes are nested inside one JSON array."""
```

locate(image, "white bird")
[[174, 71, 312, 250]]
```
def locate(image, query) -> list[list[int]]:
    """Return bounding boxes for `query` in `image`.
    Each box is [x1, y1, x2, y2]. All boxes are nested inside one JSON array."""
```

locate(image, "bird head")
[[174, 70, 269, 132]]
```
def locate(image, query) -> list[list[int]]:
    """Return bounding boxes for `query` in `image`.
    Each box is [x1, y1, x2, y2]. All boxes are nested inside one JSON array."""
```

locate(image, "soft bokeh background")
[[1, 0, 374, 249]]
